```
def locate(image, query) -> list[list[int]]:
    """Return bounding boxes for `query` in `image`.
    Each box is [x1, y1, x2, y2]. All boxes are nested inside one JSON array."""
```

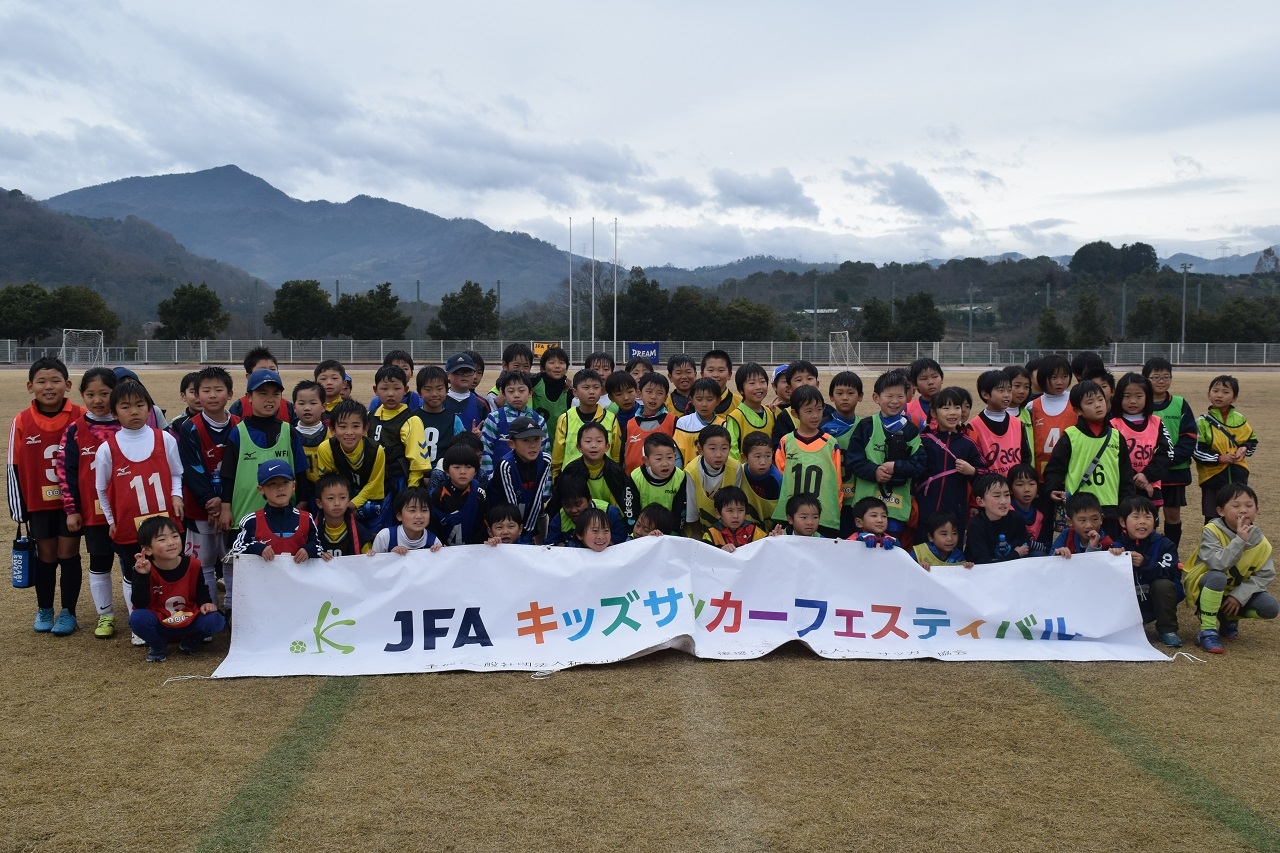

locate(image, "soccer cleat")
[[1220, 620, 1239, 640], [130, 632, 147, 646], [94, 615, 115, 639], [1198, 629, 1224, 654], [146, 647, 168, 663], [34, 607, 55, 632], [50, 609, 78, 636], [178, 638, 201, 655], [1159, 631, 1182, 648]]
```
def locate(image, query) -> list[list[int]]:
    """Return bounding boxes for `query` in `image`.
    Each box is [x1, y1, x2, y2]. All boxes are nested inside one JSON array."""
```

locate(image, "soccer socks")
[[1198, 586, 1224, 632], [202, 562, 219, 609], [1165, 522, 1182, 550], [121, 577, 134, 614], [33, 559, 57, 610], [58, 556, 82, 614], [89, 559, 115, 616]]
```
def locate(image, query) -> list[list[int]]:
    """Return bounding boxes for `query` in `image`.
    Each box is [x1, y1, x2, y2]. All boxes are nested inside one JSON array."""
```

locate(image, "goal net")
[[828, 331, 853, 367], [60, 329, 105, 367]]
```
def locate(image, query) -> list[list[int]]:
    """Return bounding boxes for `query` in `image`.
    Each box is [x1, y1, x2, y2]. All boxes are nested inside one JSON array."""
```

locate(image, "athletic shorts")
[[1161, 484, 1187, 508], [83, 524, 113, 556], [26, 509, 73, 540]]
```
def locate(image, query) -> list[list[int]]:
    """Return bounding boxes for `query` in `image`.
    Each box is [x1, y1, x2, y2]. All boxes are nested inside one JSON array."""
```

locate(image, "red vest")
[[104, 430, 177, 545], [1111, 416, 1162, 478], [12, 400, 83, 512], [1028, 398, 1076, 475], [145, 555, 202, 623], [905, 398, 933, 432], [253, 509, 313, 555], [71, 415, 115, 526], [622, 413, 677, 474], [184, 414, 240, 521], [968, 414, 1023, 478]]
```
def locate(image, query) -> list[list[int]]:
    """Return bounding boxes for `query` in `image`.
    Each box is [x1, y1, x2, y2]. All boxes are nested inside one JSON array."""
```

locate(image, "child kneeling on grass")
[[129, 517, 225, 663]]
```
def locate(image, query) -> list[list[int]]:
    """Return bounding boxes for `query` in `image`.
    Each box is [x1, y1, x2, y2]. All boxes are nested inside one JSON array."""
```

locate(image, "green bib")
[[558, 498, 610, 535], [561, 407, 617, 471], [532, 379, 571, 429], [774, 434, 842, 530], [631, 467, 686, 511], [1154, 394, 1190, 472], [851, 417, 921, 523], [230, 421, 294, 528], [1063, 426, 1120, 506]]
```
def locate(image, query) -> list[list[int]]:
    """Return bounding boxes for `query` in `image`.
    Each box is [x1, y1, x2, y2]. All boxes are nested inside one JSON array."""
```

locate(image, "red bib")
[[105, 430, 176, 545]]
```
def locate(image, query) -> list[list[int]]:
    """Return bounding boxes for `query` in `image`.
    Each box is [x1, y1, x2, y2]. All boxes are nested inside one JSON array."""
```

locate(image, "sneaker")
[[50, 609, 78, 636], [34, 608, 55, 632], [1198, 629, 1225, 654], [131, 632, 147, 646], [145, 646, 167, 663], [1221, 620, 1240, 640], [94, 615, 115, 639], [1159, 631, 1183, 648], [178, 638, 201, 655]]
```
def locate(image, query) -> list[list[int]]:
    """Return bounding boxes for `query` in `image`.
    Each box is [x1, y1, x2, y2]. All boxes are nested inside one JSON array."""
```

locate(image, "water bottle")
[[12, 529, 33, 588], [210, 469, 222, 498], [994, 533, 1012, 559]]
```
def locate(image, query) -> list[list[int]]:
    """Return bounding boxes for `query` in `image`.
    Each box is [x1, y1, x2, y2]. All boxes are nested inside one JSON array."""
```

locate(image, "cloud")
[[709, 167, 819, 220], [642, 177, 705, 208], [842, 162, 951, 218], [1172, 153, 1204, 179], [1072, 175, 1243, 200]]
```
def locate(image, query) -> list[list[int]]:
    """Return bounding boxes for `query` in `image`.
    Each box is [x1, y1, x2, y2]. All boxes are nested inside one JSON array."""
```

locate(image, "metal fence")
[[5, 339, 1280, 367]]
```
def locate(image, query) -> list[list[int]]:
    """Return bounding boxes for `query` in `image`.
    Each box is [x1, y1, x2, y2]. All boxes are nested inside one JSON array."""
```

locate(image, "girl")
[[1110, 372, 1172, 509], [1182, 484, 1277, 653], [560, 421, 640, 528], [56, 367, 121, 638], [94, 380, 184, 645], [913, 386, 982, 535], [573, 507, 614, 552]]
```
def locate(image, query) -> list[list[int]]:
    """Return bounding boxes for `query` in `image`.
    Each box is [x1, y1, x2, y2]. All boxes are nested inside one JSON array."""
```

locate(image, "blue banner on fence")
[[628, 342, 660, 363]]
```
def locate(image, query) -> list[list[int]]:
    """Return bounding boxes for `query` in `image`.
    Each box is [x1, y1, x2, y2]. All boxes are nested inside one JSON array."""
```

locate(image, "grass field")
[[3, 365, 1279, 853]]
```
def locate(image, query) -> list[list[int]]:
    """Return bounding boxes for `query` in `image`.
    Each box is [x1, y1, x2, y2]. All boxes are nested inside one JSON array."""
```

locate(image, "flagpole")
[[567, 217, 573, 364], [613, 218, 618, 363], [591, 217, 596, 352]]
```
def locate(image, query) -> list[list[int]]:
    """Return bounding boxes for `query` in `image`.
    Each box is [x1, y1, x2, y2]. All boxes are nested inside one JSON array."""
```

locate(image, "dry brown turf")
[[2, 366, 1279, 852]]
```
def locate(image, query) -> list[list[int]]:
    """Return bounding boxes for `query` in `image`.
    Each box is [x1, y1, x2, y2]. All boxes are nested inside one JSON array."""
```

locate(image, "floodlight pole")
[[568, 218, 573, 363], [968, 281, 973, 343], [613, 218, 618, 362], [812, 276, 818, 355], [1180, 262, 1193, 347]]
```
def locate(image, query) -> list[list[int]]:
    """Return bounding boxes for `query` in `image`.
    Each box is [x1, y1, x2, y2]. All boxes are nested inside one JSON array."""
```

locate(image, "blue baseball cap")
[[773, 365, 788, 380], [445, 353, 475, 374], [257, 459, 294, 485], [246, 368, 285, 392]]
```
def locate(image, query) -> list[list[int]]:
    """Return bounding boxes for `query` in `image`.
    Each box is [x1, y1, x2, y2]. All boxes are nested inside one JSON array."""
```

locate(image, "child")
[[314, 474, 373, 557], [56, 367, 118, 637], [584, 351, 615, 378], [1008, 464, 1052, 556], [770, 365, 791, 412], [368, 350, 423, 413], [1023, 354, 1074, 477], [1052, 492, 1123, 557], [463, 349, 487, 396], [673, 377, 727, 465], [228, 460, 323, 563], [488, 416, 553, 544], [1082, 367, 1116, 408], [970, 369, 1032, 486], [573, 507, 615, 552], [1003, 364, 1033, 419], [562, 421, 640, 525], [621, 372, 678, 475], [684, 424, 742, 537], [780, 493, 823, 537], [1044, 380, 1135, 539], [427, 432, 485, 494], [128, 517, 225, 662], [442, 352, 490, 433], [553, 368, 619, 476], [666, 353, 698, 415], [701, 349, 741, 416], [415, 365, 464, 468], [914, 386, 981, 536], [177, 366, 238, 609], [9, 357, 85, 633], [1182, 484, 1277, 653], [741, 431, 782, 528], [630, 433, 688, 529], [371, 365, 432, 530], [846, 371, 926, 542], [726, 362, 776, 461], [292, 380, 329, 473], [905, 358, 944, 430], [484, 504, 526, 546], [770, 360, 827, 447], [773, 385, 843, 538], [481, 370, 548, 479], [314, 358, 348, 416], [913, 511, 973, 569], [632, 503, 676, 539], [1117, 495, 1182, 647], [530, 345, 573, 428], [370, 486, 443, 554], [625, 356, 654, 383], [546, 471, 628, 546], [96, 380, 184, 641], [1193, 375, 1257, 525], [604, 370, 639, 426], [112, 368, 168, 429], [1071, 351, 1106, 383], [428, 445, 489, 546], [487, 343, 535, 411], [821, 371, 862, 451], [228, 347, 292, 422], [847, 496, 900, 549], [703, 486, 765, 552], [964, 474, 1031, 564], [1143, 357, 1198, 549], [310, 399, 386, 526], [1110, 372, 1173, 508], [167, 371, 202, 438]]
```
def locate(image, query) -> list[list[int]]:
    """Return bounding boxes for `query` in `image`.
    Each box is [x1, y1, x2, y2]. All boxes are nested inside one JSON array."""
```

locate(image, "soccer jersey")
[[8, 399, 83, 518], [773, 432, 842, 530], [726, 403, 776, 460]]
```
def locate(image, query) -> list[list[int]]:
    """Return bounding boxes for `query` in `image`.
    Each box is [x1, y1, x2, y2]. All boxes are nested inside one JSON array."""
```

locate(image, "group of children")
[[8, 343, 1273, 660]]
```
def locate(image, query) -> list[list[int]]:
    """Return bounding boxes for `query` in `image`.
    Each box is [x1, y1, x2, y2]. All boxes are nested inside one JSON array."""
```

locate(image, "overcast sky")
[[2, 1, 1277, 268]]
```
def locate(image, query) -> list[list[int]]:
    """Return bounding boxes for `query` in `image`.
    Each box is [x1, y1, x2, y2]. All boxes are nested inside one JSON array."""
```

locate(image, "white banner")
[[211, 538, 1168, 678]]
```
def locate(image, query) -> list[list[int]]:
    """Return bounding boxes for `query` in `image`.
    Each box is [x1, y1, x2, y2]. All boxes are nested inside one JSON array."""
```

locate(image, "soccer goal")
[[828, 331, 853, 367], [59, 329, 106, 367]]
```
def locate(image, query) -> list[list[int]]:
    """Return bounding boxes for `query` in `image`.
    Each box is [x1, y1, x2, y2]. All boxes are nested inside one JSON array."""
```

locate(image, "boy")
[[726, 362, 776, 460], [673, 377, 727, 465], [625, 356, 654, 383], [1052, 492, 1124, 557], [1116, 495, 1182, 647], [584, 351, 615, 377], [914, 386, 981, 534], [904, 358, 944, 430], [630, 432, 688, 528], [370, 486, 443, 554], [370, 365, 432, 530], [741, 431, 782, 528], [1008, 463, 1052, 556], [1082, 367, 1116, 408], [314, 473, 373, 557], [531, 346, 573, 428], [481, 370, 548, 479], [309, 399, 386, 525], [368, 350, 423, 414], [292, 380, 329, 473], [178, 366, 238, 605], [701, 349, 741, 416], [913, 511, 973, 569], [1193, 375, 1257, 525], [848, 496, 900, 550], [964, 474, 1031, 564], [229, 347, 292, 422], [9, 356, 85, 633], [703, 486, 765, 551], [632, 503, 676, 538], [314, 359, 348, 415], [167, 371, 202, 439], [770, 360, 830, 448], [442, 352, 490, 433], [604, 370, 639, 425], [415, 365, 464, 469], [128, 517, 225, 662], [487, 343, 535, 411], [1143, 357, 1197, 548], [1023, 354, 1074, 476], [970, 369, 1032, 485], [772, 385, 843, 538], [782, 493, 823, 537], [488, 416, 553, 544], [846, 371, 926, 542], [666, 353, 698, 415], [484, 504, 526, 546], [1043, 380, 1135, 538], [620, 372, 678, 475], [684, 424, 742, 538], [546, 471, 628, 546], [552, 368, 619, 476], [429, 445, 489, 546], [228, 460, 324, 563], [770, 365, 791, 412], [463, 350, 487, 395]]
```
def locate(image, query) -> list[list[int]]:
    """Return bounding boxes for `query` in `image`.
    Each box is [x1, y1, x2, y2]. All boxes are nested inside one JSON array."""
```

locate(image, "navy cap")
[[508, 416, 545, 440], [113, 366, 141, 382], [773, 365, 788, 380], [257, 459, 294, 485], [445, 353, 475, 374], [246, 368, 285, 391]]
